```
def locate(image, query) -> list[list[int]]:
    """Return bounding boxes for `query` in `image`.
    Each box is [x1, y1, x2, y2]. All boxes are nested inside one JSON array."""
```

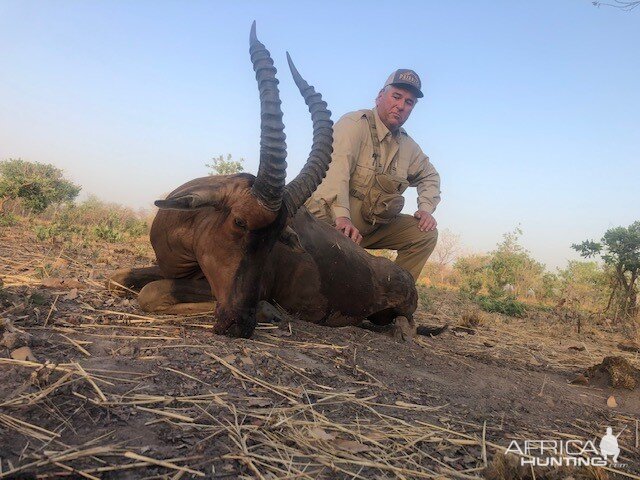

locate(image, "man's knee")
[[408, 222, 438, 250], [419, 226, 438, 242], [414, 227, 438, 258]]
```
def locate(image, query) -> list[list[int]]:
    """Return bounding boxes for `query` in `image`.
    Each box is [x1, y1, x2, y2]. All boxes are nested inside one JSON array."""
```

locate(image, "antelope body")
[[110, 24, 426, 339]]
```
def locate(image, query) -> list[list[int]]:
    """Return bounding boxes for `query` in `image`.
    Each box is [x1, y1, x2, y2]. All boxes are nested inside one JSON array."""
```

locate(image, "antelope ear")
[[155, 194, 221, 211], [278, 226, 304, 253]]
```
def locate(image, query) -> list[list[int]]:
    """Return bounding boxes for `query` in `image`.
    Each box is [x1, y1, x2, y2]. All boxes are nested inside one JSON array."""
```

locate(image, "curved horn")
[[249, 21, 287, 212], [283, 52, 333, 216]]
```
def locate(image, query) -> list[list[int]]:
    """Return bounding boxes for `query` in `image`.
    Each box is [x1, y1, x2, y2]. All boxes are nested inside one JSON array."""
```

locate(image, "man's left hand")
[[414, 210, 437, 232]]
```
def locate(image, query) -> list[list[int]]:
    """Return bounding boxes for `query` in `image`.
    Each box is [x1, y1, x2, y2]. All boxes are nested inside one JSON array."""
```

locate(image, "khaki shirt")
[[307, 107, 441, 227]]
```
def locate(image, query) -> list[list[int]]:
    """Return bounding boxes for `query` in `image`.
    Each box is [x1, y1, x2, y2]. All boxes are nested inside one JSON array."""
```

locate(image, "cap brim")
[[390, 82, 424, 98]]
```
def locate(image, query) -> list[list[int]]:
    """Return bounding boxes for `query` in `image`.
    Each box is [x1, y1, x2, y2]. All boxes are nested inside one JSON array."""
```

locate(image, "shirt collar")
[[372, 107, 407, 142]]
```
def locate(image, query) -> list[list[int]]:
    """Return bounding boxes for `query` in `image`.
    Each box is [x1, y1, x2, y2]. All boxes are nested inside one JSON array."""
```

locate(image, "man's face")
[[375, 85, 418, 132]]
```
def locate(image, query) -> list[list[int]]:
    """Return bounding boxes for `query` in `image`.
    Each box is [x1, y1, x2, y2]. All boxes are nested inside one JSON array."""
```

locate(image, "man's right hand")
[[335, 216, 362, 245]]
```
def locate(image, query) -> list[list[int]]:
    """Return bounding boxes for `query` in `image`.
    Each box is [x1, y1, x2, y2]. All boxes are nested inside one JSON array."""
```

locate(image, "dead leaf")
[[333, 439, 371, 453], [41, 278, 83, 290], [308, 427, 336, 441], [246, 397, 272, 407], [11, 346, 37, 362], [364, 431, 388, 441], [64, 288, 78, 301], [222, 354, 237, 364], [2, 332, 20, 349], [607, 395, 618, 408], [240, 356, 254, 367]]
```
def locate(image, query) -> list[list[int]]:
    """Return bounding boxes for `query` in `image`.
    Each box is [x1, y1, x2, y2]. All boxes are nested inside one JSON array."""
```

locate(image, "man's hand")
[[335, 216, 363, 245], [414, 210, 437, 232]]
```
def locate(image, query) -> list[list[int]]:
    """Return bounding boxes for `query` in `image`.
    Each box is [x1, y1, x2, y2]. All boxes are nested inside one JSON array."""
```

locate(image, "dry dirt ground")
[[0, 224, 639, 479]]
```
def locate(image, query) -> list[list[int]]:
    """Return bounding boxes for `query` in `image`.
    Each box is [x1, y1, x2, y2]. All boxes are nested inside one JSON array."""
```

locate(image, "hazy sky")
[[1, 1, 638, 269]]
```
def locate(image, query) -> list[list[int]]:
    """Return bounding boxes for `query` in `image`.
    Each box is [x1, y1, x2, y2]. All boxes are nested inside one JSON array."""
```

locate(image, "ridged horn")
[[249, 21, 287, 212], [283, 52, 333, 216]]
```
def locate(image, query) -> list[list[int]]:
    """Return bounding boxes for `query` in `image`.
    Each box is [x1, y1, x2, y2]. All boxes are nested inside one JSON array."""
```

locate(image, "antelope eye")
[[234, 218, 247, 229]]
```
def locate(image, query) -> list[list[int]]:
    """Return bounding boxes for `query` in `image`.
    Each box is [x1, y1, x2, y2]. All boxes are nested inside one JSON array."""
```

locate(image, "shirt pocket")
[[353, 138, 377, 190], [352, 161, 376, 191]]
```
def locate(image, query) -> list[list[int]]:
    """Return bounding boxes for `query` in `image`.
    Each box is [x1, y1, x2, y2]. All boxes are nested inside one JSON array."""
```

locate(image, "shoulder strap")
[[364, 110, 383, 173]]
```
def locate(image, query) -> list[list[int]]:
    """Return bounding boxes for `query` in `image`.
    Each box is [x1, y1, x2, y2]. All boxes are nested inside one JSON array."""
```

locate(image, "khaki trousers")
[[358, 214, 438, 281], [306, 197, 438, 281]]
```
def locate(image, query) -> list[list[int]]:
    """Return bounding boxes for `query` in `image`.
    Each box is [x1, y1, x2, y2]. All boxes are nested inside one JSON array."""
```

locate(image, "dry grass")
[[459, 307, 485, 329], [1, 223, 639, 478]]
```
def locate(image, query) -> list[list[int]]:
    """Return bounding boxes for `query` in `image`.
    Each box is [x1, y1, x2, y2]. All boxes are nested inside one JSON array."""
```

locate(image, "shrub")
[[460, 307, 484, 328], [556, 261, 609, 313], [452, 228, 547, 301], [573, 221, 640, 319], [476, 295, 526, 317], [368, 249, 397, 261], [0, 158, 80, 213], [485, 228, 545, 297], [416, 285, 434, 312], [34, 223, 75, 242], [94, 224, 124, 243], [453, 254, 490, 296], [206, 154, 244, 175], [0, 213, 17, 227], [34, 196, 149, 243]]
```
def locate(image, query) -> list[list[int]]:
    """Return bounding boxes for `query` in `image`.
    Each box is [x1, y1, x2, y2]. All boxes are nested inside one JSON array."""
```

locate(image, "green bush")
[[206, 154, 244, 175], [0, 158, 80, 213], [0, 213, 17, 227], [452, 228, 547, 301], [573, 221, 640, 319], [417, 285, 434, 312], [476, 295, 526, 317], [33, 196, 149, 243], [556, 261, 609, 312], [94, 224, 124, 243], [453, 254, 490, 296]]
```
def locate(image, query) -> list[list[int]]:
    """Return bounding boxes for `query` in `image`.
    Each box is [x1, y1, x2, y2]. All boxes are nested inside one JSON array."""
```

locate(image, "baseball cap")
[[383, 69, 424, 98]]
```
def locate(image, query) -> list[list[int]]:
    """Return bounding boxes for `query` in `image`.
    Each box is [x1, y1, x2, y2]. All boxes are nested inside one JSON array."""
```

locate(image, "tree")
[[432, 228, 461, 268], [428, 228, 461, 284], [206, 154, 244, 175], [556, 261, 609, 312], [0, 159, 80, 214], [572, 221, 640, 319], [453, 254, 490, 296], [485, 227, 545, 297], [451, 228, 546, 298]]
